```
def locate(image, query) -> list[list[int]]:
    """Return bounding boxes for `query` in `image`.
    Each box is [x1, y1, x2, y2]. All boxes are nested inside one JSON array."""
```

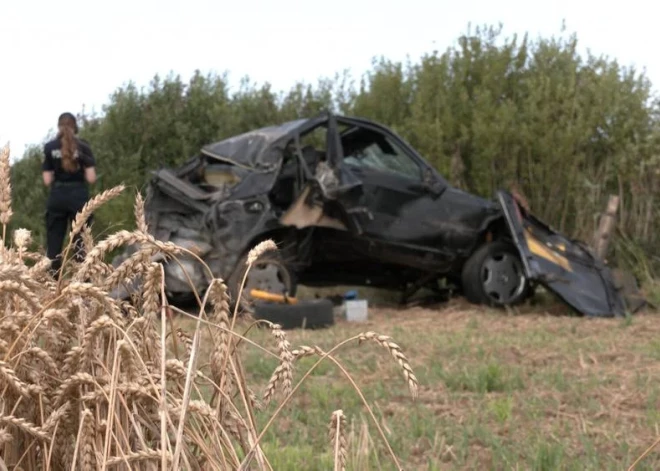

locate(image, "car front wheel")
[[227, 251, 298, 316], [460, 240, 530, 307]]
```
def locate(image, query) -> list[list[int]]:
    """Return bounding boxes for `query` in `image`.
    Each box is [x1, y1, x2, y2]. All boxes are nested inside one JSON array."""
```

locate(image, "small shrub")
[[443, 362, 524, 393]]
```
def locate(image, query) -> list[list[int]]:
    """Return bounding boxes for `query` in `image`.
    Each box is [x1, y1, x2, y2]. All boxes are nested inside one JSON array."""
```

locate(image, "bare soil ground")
[[188, 296, 660, 470]]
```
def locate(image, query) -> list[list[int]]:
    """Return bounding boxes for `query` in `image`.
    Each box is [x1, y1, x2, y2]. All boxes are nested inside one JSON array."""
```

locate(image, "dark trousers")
[[46, 182, 92, 278]]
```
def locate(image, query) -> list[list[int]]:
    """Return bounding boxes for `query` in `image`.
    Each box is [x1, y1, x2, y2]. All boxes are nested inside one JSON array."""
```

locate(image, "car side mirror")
[[421, 168, 443, 196], [421, 168, 441, 194]]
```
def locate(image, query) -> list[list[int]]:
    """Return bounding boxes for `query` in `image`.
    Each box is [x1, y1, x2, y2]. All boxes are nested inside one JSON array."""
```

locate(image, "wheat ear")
[[358, 332, 419, 399], [263, 323, 293, 404], [134, 191, 149, 234], [0, 142, 13, 232], [56, 185, 125, 290], [329, 409, 347, 471]]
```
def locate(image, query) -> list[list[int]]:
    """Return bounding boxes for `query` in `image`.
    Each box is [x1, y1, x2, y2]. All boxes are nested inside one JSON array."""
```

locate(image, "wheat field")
[[0, 142, 418, 470]]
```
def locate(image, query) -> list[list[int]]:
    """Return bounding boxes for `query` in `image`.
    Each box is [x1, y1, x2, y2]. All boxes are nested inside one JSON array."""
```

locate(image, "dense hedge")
[[9, 25, 660, 278]]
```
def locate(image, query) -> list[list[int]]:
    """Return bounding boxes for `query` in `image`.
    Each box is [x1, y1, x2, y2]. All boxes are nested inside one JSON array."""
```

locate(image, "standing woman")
[[42, 112, 97, 278]]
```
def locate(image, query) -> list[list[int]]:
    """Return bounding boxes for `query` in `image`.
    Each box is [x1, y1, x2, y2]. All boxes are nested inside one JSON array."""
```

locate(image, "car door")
[[338, 125, 429, 239], [324, 118, 460, 269]]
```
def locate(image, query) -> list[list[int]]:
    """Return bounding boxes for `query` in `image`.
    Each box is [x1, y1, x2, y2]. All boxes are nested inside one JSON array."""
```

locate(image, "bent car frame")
[[112, 111, 644, 317]]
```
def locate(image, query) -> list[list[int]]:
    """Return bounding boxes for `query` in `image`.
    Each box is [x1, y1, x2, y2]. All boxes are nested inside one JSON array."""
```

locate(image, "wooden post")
[[592, 195, 620, 260]]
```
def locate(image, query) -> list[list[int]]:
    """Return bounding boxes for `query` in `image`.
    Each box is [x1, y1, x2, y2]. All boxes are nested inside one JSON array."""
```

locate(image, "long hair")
[[57, 112, 79, 173]]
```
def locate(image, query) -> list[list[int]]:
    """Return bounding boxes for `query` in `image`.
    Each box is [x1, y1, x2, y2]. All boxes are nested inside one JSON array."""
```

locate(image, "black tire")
[[254, 299, 335, 330], [461, 240, 530, 307], [227, 250, 298, 315]]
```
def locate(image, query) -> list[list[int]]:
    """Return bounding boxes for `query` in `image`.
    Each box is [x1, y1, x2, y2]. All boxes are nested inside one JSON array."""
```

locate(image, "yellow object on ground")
[[249, 289, 298, 304]]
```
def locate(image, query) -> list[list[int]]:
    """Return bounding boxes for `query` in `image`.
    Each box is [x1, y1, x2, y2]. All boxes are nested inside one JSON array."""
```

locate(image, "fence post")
[[592, 195, 620, 260]]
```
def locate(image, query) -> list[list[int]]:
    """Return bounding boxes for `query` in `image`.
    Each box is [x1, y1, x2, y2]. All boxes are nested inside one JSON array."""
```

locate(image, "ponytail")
[[57, 113, 80, 173]]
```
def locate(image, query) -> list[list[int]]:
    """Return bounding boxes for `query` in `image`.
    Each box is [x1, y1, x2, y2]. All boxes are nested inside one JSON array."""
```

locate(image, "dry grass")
[[0, 141, 417, 470]]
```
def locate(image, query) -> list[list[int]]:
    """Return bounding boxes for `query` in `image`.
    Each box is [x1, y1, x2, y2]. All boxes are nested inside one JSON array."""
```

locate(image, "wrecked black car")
[[113, 111, 643, 317]]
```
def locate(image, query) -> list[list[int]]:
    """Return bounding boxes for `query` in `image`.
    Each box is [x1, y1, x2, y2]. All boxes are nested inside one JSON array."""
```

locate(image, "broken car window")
[[341, 128, 422, 180]]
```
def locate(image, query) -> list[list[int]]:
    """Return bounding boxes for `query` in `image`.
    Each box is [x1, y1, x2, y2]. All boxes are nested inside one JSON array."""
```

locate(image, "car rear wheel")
[[227, 252, 298, 316], [461, 240, 530, 307]]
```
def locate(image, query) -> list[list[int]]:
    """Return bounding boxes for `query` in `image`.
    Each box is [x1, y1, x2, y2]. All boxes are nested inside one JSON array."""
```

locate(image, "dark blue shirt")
[[42, 137, 96, 183]]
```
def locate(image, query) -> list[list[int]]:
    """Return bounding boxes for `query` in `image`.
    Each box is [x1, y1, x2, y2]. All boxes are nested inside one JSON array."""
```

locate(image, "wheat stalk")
[[209, 281, 234, 402], [358, 332, 419, 399], [142, 262, 162, 316], [103, 248, 153, 289], [0, 142, 13, 233], [0, 280, 40, 311], [0, 428, 12, 446], [23, 346, 59, 376], [0, 360, 43, 398], [118, 339, 139, 383], [329, 410, 347, 471], [263, 323, 294, 404], [246, 240, 277, 265], [292, 345, 321, 359], [75, 230, 153, 281], [81, 383, 157, 403], [0, 175, 417, 470], [12, 229, 31, 257], [56, 185, 126, 290], [241, 330, 417, 470], [134, 191, 149, 234], [42, 402, 72, 432], [81, 225, 95, 253], [0, 415, 50, 441], [73, 186, 125, 239], [106, 449, 170, 467]]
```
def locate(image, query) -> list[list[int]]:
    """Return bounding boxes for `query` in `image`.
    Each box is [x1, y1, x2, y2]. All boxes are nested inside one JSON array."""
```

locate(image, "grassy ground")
[[183, 292, 660, 470]]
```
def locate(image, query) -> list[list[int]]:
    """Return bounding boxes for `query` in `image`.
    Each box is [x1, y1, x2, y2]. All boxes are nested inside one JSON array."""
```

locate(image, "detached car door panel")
[[496, 190, 633, 317]]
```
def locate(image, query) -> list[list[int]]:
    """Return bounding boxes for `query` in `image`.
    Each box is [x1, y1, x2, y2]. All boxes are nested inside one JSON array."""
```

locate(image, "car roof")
[[200, 116, 324, 170], [198, 112, 411, 171]]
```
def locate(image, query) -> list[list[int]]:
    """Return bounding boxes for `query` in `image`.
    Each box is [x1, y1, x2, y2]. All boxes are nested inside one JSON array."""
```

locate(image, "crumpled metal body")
[[110, 112, 645, 317]]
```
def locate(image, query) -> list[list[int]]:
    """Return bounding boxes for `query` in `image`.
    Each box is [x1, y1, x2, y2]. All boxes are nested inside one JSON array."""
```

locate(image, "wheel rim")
[[240, 259, 293, 310], [481, 251, 526, 305]]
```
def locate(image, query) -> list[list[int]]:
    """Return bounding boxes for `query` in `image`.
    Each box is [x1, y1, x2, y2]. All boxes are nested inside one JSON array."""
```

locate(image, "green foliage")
[[532, 441, 567, 471], [8, 24, 660, 276], [441, 362, 525, 393], [489, 396, 514, 423], [9, 145, 49, 248]]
